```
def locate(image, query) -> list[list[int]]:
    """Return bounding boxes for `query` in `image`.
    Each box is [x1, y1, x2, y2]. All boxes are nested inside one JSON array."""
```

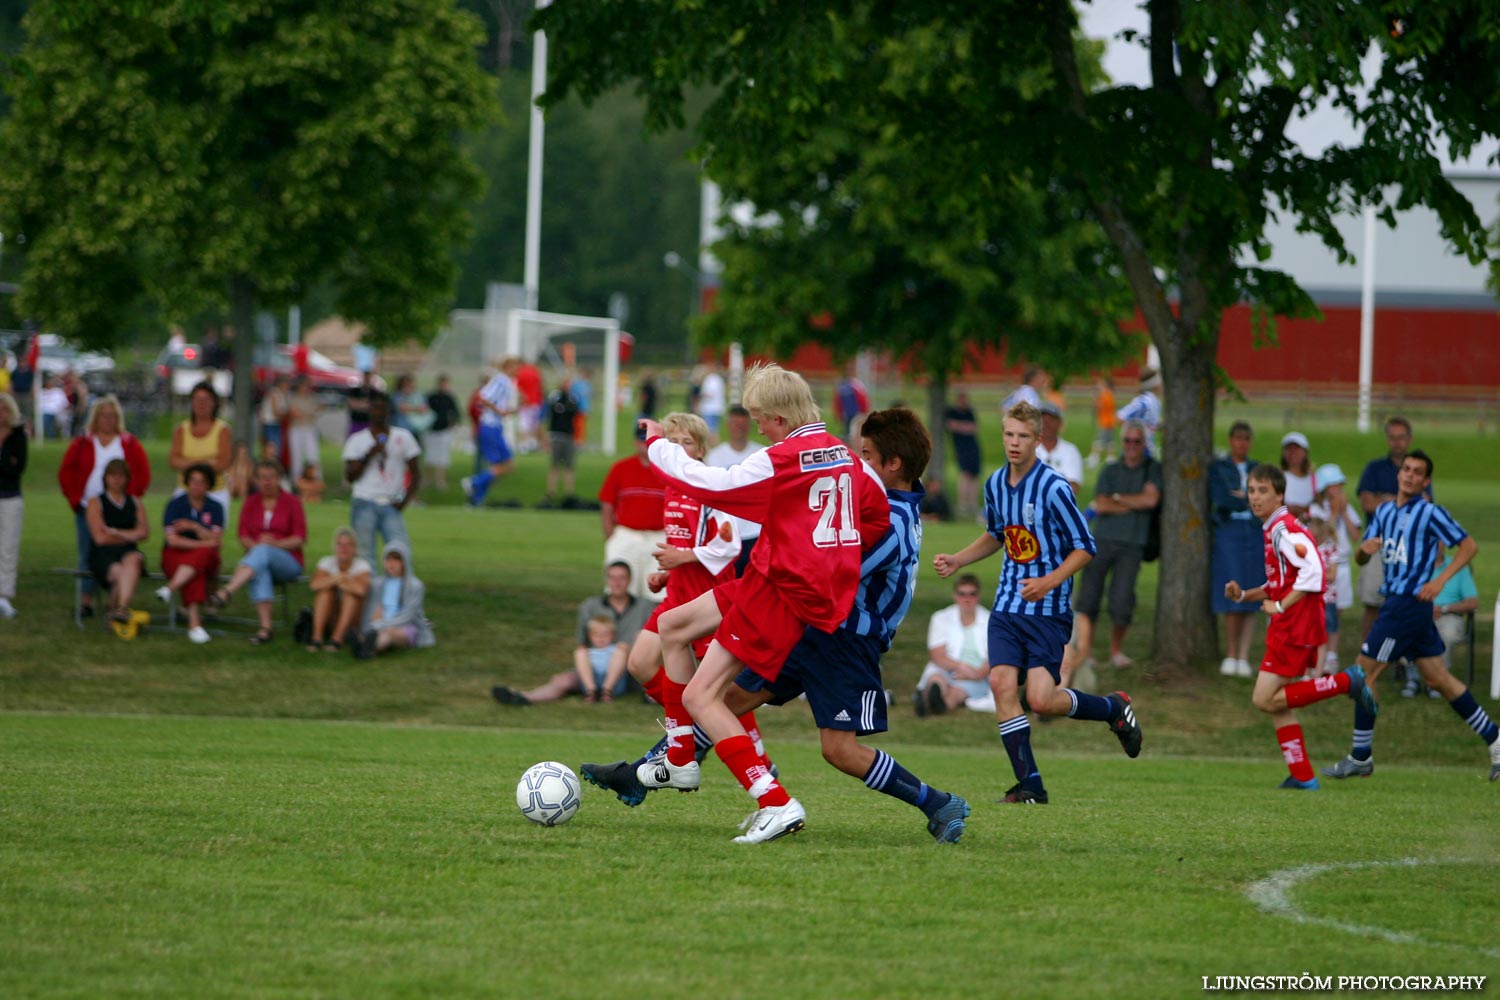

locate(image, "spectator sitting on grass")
[[307, 527, 371, 652], [351, 540, 432, 659], [295, 462, 325, 504], [576, 615, 629, 702], [915, 574, 993, 716], [492, 561, 649, 706]]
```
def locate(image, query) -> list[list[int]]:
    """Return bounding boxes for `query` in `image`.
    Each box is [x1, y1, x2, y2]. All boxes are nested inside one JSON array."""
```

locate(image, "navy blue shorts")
[[1361, 595, 1445, 664], [988, 611, 1072, 681], [478, 424, 513, 465], [735, 627, 888, 735]]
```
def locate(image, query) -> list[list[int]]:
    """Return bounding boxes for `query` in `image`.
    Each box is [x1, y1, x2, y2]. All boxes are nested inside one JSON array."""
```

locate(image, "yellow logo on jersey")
[[1004, 526, 1040, 563]]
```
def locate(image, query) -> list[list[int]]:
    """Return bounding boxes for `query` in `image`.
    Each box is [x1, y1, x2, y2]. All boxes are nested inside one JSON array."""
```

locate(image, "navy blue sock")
[[1351, 701, 1376, 761], [999, 715, 1044, 792], [633, 734, 670, 769], [863, 749, 948, 818], [1449, 690, 1500, 745], [1064, 688, 1114, 722], [470, 469, 494, 504]]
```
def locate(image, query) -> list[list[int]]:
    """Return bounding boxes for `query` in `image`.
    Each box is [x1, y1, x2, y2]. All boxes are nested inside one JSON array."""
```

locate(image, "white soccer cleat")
[[187, 626, 211, 645], [1219, 657, 1237, 677], [154, 586, 171, 604], [636, 758, 700, 792], [1236, 659, 1254, 678], [1488, 738, 1500, 783], [733, 797, 806, 844]]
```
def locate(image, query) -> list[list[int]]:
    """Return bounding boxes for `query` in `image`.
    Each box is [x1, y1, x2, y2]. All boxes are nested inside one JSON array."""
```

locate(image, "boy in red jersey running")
[[640, 363, 889, 843], [1224, 464, 1379, 790]]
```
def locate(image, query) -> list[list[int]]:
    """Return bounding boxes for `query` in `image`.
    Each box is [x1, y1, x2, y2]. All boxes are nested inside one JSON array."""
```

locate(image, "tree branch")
[[1043, 0, 1173, 340]]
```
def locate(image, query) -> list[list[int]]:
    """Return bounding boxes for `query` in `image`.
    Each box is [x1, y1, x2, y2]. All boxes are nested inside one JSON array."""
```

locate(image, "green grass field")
[[2, 402, 1497, 998]]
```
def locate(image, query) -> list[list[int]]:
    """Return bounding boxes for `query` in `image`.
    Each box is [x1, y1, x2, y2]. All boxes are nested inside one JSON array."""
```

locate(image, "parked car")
[[37, 333, 115, 377], [155, 342, 232, 398], [155, 341, 382, 400]]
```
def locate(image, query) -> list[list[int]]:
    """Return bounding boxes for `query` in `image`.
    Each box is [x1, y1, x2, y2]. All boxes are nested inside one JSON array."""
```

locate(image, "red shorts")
[[1261, 631, 1319, 678], [643, 601, 712, 660], [160, 547, 221, 606], [711, 571, 812, 681]]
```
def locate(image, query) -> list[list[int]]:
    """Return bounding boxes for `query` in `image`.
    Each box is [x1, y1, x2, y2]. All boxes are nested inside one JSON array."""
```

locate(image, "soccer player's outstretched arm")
[[934, 533, 1002, 578], [1419, 532, 1477, 603], [647, 436, 774, 523]]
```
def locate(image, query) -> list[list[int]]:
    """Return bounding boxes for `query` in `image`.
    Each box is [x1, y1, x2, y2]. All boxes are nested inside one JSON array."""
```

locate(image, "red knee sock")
[[661, 676, 696, 767], [716, 734, 789, 808], [643, 667, 666, 707], [1277, 724, 1316, 782], [1284, 671, 1351, 708]]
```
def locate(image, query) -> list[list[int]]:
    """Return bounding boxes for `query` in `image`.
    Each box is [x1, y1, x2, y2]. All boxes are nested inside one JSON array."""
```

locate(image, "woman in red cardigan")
[[58, 396, 152, 617], [208, 460, 306, 644]]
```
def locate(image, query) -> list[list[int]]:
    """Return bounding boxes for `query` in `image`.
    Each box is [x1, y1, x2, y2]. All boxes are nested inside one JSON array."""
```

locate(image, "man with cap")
[[1036, 400, 1084, 496], [1116, 369, 1162, 455]]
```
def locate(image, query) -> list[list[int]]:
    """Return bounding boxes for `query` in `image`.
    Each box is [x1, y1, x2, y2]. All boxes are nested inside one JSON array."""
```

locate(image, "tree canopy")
[[0, 0, 496, 424], [539, 0, 1500, 668]]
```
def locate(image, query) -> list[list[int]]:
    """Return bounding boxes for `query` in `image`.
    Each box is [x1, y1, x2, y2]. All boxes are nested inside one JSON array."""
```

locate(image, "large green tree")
[[541, 0, 1500, 670], [543, 1, 1136, 484], [0, 0, 496, 431]]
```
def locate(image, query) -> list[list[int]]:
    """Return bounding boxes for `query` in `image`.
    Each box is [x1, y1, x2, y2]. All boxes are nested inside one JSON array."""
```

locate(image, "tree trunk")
[[229, 275, 257, 450], [1150, 314, 1220, 672], [926, 372, 948, 490]]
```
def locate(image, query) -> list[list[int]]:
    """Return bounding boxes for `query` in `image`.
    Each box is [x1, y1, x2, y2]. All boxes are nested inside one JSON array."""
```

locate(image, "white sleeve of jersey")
[[692, 508, 740, 578], [1277, 528, 1325, 593]]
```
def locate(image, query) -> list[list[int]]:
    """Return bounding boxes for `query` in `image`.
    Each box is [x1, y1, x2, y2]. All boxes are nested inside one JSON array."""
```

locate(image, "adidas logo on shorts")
[[834, 710, 852, 722]]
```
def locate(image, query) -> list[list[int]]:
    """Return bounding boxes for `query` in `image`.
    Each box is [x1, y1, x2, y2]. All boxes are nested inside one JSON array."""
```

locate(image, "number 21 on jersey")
[[810, 473, 860, 548]]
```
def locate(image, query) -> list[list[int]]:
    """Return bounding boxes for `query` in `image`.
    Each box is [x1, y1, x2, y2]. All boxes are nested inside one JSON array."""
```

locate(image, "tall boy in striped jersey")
[[1322, 451, 1494, 781], [640, 364, 889, 843], [582, 410, 971, 841], [934, 402, 1140, 805], [1223, 464, 1379, 790], [463, 357, 519, 507]]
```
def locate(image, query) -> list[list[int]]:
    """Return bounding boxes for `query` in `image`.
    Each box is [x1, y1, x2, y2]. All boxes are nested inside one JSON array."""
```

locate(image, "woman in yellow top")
[[171, 381, 233, 514]]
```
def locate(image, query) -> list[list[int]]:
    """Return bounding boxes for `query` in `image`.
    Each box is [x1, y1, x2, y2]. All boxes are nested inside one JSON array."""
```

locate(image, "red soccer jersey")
[[1262, 506, 1327, 647], [648, 422, 889, 632], [599, 455, 666, 531], [660, 486, 737, 608]]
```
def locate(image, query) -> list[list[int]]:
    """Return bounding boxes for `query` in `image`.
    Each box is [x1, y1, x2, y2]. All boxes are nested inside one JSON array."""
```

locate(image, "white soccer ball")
[[516, 761, 581, 826]]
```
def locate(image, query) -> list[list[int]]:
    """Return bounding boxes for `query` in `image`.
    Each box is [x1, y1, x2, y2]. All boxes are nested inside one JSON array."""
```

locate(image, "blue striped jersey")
[[842, 486, 923, 651], [1364, 498, 1468, 597], [985, 459, 1096, 616], [478, 373, 516, 427]]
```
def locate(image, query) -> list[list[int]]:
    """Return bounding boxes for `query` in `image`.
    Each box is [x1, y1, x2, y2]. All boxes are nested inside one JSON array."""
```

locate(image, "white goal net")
[[419, 303, 623, 456]]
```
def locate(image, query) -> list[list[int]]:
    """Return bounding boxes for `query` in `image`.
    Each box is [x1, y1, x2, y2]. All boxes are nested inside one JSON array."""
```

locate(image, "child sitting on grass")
[[296, 462, 325, 503], [577, 614, 629, 703], [353, 541, 433, 659]]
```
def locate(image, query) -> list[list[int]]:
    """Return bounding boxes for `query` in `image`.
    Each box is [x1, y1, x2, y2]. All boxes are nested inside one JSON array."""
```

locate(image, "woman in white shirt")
[[1279, 431, 1316, 518], [915, 574, 992, 716]]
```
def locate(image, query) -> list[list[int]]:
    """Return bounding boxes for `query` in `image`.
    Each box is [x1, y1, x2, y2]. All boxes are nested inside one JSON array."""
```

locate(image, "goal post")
[[417, 306, 623, 457]]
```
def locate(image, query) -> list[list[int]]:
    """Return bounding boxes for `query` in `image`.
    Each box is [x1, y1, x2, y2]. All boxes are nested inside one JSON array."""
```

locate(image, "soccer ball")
[[516, 761, 581, 826]]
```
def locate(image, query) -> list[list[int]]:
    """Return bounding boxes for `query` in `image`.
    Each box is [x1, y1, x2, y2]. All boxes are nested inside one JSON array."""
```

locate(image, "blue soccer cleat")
[[926, 793, 971, 844], [1278, 775, 1320, 791]]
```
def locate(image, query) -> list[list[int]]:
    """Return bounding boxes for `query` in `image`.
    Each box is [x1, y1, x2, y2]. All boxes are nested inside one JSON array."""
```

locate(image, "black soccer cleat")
[[1108, 691, 1143, 758], [997, 782, 1049, 805], [580, 760, 650, 807], [491, 685, 531, 706]]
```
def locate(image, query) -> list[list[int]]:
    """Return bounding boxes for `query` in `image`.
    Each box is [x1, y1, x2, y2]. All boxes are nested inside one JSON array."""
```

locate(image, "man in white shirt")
[[697, 364, 726, 440], [342, 393, 422, 562], [704, 404, 764, 575], [705, 406, 763, 468], [1035, 401, 1084, 495]]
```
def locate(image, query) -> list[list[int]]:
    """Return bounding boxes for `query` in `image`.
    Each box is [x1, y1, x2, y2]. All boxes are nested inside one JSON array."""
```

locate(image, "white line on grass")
[[1247, 857, 1500, 959]]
